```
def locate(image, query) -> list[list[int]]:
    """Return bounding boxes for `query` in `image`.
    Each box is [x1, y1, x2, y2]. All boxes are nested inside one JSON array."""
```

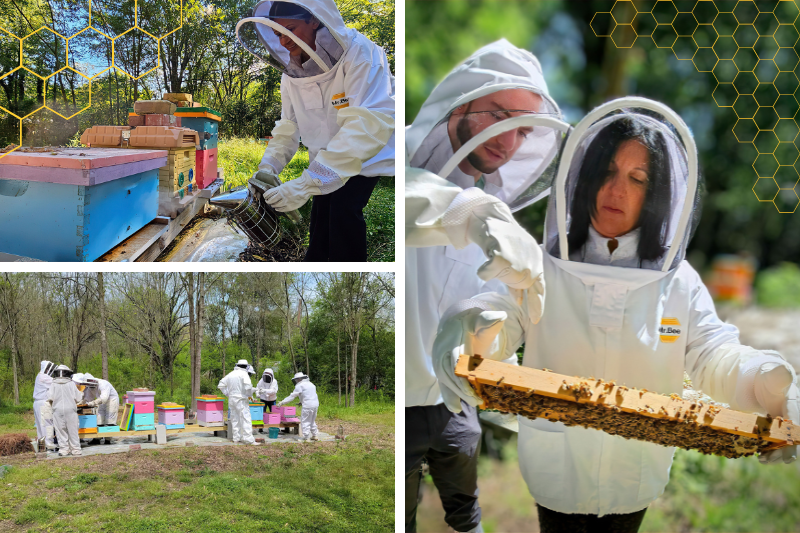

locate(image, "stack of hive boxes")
[[81, 121, 199, 201], [169, 94, 221, 190], [127, 389, 156, 431], [264, 408, 281, 426], [272, 405, 298, 424], [157, 403, 185, 429], [78, 407, 97, 435], [250, 402, 265, 427], [196, 395, 225, 427]]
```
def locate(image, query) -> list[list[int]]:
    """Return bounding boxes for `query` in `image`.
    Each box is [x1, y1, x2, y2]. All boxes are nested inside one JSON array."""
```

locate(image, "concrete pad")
[[43, 429, 334, 459]]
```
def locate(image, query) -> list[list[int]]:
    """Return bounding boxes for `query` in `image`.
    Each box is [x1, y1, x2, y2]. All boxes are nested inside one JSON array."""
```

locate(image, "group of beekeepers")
[[218, 359, 319, 445], [406, 40, 800, 533], [33, 362, 119, 457]]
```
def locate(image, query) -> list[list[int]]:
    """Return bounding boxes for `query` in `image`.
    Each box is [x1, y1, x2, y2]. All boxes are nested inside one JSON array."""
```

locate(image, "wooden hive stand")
[[455, 355, 799, 458]]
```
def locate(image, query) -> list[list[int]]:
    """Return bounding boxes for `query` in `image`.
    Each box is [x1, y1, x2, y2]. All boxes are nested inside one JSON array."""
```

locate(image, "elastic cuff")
[[440, 298, 495, 324], [258, 156, 283, 175]]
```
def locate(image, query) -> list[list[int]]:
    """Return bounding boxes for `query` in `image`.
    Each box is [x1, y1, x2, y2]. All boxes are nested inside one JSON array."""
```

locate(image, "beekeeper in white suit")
[[278, 372, 319, 441], [48, 365, 83, 456], [256, 368, 279, 414], [237, 0, 395, 262], [33, 360, 55, 449], [405, 39, 570, 533], [218, 359, 259, 445], [82, 373, 119, 426], [433, 98, 800, 532]]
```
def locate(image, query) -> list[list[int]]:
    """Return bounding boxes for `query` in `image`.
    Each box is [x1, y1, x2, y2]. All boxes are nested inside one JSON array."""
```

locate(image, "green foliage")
[[755, 262, 800, 308]]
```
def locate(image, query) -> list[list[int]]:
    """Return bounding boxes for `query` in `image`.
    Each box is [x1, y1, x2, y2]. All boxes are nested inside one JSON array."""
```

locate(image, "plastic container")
[[268, 427, 280, 439]]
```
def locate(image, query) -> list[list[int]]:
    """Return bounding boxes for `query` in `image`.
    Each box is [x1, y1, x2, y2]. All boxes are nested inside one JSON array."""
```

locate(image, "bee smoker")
[[209, 187, 283, 247]]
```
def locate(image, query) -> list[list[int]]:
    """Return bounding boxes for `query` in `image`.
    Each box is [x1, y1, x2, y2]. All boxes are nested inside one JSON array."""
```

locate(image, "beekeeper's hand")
[[263, 171, 321, 212], [248, 170, 302, 224], [86, 400, 99, 408], [432, 305, 507, 413], [442, 188, 545, 324], [276, 401, 284, 407], [755, 361, 799, 464]]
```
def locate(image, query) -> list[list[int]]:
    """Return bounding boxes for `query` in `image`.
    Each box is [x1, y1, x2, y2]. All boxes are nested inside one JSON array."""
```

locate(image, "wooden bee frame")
[[455, 355, 798, 458]]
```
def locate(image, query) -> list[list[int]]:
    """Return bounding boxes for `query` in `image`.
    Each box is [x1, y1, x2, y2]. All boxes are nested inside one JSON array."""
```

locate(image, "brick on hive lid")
[[163, 93, 192, 104], [129, 126, 198, 148], [80, 125, 131, 147], [133, 99, 177, 115]]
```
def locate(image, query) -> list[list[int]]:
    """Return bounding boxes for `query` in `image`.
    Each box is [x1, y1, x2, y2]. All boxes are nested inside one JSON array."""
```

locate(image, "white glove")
[[442, 188, 546, 324], [263, 170, 321, 212], [248, 170, 302, 225], [754, 361, 799, 464], [432, 306, 508, 413], [276, 401, 283, 407], [87, 400, 99, 408]]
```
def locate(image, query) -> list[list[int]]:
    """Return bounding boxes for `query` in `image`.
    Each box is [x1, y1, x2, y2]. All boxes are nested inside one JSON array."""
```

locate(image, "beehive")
[[157, 147, 196, 194], [250, 402, 264, 426], [127, 390, 156, 430], [196, 396, 225, 427], [0, 148, 164, 261], [157, 403, 185, 429], [455, 355, 799, 459]]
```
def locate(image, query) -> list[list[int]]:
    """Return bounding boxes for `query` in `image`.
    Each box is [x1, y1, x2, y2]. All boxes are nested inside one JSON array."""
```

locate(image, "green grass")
[[0, 409, 394, 532], [217, 137, 394, 262], [418, 437, 800, 532]]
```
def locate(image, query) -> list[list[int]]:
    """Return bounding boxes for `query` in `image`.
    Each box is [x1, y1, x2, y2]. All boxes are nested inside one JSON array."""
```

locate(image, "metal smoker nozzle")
[[208, 188, 249, 209]]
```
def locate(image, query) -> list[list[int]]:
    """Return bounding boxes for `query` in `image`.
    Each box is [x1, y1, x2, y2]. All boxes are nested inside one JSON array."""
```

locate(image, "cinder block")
[[156, 424, 167, 444], [129, 444, 141, 451], [145, 114, 179, 127], [128, 115, 145, 127], [163, 93, 192, 104]]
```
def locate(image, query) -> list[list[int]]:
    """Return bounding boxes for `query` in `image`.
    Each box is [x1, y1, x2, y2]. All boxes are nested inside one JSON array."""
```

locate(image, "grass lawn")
[[0, 400, 394, 532], [217, 138, 394, 262], [417, 436, 800, 532]]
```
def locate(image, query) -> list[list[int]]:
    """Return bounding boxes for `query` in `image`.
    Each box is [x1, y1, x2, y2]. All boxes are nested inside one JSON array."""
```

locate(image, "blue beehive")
[[78, 414, 97, 429], [0, 148, 166, 261], [180, 117, 219, 150], [132, 412, 155, 431]]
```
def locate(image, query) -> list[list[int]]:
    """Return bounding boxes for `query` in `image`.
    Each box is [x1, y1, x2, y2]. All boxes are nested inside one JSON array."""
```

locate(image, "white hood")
[[237, 0, 355, 78], [406, 39, 567, 211]]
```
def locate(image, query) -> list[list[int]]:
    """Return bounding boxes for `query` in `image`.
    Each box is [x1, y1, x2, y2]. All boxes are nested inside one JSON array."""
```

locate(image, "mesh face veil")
[[544, 98, 701, 272], [410, 88, 569, 212], [236, 0, 349, 79]]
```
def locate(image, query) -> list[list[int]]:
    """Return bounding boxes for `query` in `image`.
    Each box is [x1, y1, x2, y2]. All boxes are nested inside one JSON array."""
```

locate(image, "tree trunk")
[[337, 329, 341, 406], [350, 331, 360, 407], [10, 322, 19, 405], [193, 273, 205, 412], [186, 273, 196, 411], [97, 272, 110, 381]]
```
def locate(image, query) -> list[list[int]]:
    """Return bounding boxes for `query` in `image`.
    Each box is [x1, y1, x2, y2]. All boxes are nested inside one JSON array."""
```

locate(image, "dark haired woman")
[[432, 99, 799, 532]]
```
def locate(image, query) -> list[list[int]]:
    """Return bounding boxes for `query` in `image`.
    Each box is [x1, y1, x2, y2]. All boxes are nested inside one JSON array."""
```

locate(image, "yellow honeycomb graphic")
[[593, 0, 800, 213], [0, 0, 183, 160]]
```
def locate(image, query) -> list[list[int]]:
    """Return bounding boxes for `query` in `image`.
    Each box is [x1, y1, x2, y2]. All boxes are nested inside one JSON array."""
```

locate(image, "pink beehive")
[[127, 390, 155, 414], [265, 414, 281, 425], [283, 417, 300, 424], [157, 404, 185, 425], [196, 396, 225, 426], [271, 406, 284, 416], [282, 406, 296, 417]]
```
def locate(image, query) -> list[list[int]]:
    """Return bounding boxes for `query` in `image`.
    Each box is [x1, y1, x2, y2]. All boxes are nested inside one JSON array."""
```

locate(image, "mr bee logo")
[[331, 92, 350, 109], [659, 318, 681, 343]]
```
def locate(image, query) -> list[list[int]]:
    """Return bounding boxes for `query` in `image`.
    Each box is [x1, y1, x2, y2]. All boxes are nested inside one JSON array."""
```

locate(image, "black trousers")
[[262, 400, 275, 413], [304, 175, 378, 262], [537, 503, 648, 533], [405, 402, 482, 533]]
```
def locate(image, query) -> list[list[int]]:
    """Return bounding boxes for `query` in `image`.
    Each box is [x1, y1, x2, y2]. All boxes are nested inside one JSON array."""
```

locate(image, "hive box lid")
[[0, 148, 167, 186]]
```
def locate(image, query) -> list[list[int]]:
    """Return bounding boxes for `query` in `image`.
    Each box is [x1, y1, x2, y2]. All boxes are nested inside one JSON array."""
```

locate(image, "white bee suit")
[[218, 367, 256, 444], [237, 0, 395, 197], [48, 376, 83, 455], [33, 361, 54, 445], [92, 378, 120, 426], [256, 369, 279, 402], [433, 98, 799, 516], [405, 40, 570, 408]]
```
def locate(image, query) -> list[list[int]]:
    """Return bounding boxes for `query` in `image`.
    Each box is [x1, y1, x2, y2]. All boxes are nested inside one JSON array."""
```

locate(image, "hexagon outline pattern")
[[596, 0, 800, 214], [0, 0, 184, 160]]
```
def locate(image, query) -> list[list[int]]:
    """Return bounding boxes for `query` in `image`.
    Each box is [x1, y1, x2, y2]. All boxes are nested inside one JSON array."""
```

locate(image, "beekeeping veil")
[[544, 97, 701, 272], [236, 0, 353, 78], [406, 39, 570, 212]]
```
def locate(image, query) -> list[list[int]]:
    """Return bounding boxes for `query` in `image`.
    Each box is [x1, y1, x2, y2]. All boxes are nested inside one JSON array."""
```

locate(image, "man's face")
[[272, 18, 319, 57], [447, 89, 544, 177]]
